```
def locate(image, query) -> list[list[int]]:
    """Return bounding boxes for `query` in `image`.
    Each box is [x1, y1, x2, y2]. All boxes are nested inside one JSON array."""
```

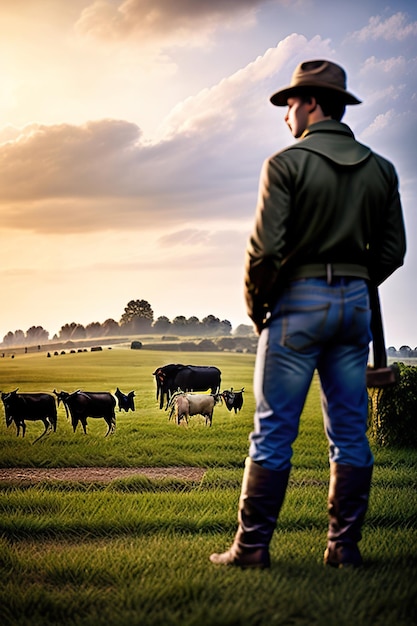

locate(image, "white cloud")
[[361, 109, 396, 138], [155, 33, 334, 141], [349, 12, 417, 42], [360, 55, 407, 74]]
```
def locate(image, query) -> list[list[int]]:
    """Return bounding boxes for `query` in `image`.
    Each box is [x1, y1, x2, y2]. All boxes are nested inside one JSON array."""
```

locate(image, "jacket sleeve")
[[369, 164, 406, 285], [244, 156, 291, 330]]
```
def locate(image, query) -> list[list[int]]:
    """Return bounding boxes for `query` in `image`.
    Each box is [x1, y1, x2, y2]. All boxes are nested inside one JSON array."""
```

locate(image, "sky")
[[0, 0, 416, 348]]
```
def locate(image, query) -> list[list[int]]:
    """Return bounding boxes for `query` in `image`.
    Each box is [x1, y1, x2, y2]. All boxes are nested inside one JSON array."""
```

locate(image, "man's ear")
[[307, 97, 317, 113]]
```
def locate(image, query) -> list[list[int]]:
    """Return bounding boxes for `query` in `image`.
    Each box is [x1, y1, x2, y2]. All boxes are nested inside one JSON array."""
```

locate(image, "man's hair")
[[296, 87, 346, 121]]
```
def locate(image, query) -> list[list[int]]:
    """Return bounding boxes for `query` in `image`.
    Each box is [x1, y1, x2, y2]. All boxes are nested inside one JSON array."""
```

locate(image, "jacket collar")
[[289, 120, 371, 166], [302, 120, 354, 139]]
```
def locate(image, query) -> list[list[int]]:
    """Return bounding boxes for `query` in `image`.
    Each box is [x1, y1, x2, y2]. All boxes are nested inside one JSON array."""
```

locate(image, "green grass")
[[0, 348, 416, 626]]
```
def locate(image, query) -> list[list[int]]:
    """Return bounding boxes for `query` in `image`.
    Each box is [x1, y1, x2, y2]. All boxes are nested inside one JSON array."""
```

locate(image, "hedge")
[[368, 362, 417, 447]]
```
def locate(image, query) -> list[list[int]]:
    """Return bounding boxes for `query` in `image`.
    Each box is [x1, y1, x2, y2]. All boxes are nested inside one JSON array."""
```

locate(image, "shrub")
[[368, 362, 417, 447], [196, 339, 218, 351], [178, 342, 198, 351]]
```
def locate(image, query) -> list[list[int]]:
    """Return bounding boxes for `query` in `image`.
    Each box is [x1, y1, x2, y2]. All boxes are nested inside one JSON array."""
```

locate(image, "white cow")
[[168, 391, 222, 426]]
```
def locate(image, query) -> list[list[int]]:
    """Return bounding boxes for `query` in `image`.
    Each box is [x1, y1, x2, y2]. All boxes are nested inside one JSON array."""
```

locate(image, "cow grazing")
[[169, 392, 222, 426], [114, 388, 135, 412], [153, 364, 221, 409], [2, 391, 25, 436], [1, 389, 57, 442], [222, 388, 245, 414], [54, 390, 116, 436], [53, 390, 71, 420]]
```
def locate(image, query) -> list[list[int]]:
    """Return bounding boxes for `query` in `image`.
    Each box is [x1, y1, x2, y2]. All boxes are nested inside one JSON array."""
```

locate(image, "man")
[[210, 60, 406, 569]]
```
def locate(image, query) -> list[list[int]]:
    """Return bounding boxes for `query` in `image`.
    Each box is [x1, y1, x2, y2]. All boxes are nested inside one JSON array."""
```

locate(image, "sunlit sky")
[[0, 0, 416, 347]]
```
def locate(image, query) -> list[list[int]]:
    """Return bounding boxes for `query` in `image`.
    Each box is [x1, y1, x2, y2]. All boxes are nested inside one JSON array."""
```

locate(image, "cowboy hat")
[[270, 59, 361, 106]]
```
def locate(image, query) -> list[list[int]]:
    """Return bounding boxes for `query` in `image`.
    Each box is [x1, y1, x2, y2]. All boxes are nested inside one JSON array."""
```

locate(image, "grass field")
[[0, 347, 416, 626]]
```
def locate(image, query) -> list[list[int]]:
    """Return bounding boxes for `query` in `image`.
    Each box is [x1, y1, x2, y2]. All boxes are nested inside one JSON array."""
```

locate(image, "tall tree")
[[59, 323, 86, 340], [202, 314, 221, 335], [172, 315, 187, 335], [120, 300, 154, 333], [26, 326, 49, 343], [2, 331, 15, 346], [102, 318, 120, 336], [200, 315, 232, 336], [186, 316, 201, 334], [16, 330, 25, 345], [153, 316, 172, 333], [219, 319, 232, 336], [85, 322, 103, 338]]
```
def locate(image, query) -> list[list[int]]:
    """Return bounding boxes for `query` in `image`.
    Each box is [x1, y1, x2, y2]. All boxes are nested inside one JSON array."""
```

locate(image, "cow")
[[168, 391, 222, 426], [1, 389, 57, 442], [2, 391, 25, 435], [53, 390, 71, 420], [114, 388, 135, 412], [169, 393, 190, 425], [53, 390, 116, 436], [222, 388, 245, 414], [153, 364, 221, 409]]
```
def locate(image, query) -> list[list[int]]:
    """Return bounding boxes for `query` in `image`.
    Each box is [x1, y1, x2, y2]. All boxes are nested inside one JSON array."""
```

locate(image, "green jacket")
[[244, 120, 406, 329]]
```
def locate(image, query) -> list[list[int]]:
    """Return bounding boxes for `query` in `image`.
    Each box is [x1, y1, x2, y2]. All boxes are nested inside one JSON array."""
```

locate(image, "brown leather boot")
[[209, 457, 290, 569], [324, 462, 373, 568]]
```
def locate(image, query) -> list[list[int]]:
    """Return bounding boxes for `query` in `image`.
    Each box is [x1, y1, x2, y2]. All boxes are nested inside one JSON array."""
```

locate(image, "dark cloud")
[[0, 115, 259, 233]]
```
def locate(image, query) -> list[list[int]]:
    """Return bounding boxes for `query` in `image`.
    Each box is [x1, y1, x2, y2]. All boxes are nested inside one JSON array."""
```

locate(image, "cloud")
[[353, 55, 409, 107], [361, 109, 396, 138], [0, 119, 141, 199], [153, 33, 310, 140], [5, 19, 414, 247], [0, 33, 335, 235], [348, 12, 417, 42], [75, 0, 266, 45], [359, 55, 407, 75]]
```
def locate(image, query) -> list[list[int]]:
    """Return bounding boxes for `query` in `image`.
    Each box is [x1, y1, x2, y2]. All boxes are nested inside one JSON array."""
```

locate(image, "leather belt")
[[288, 263, 369, 284]]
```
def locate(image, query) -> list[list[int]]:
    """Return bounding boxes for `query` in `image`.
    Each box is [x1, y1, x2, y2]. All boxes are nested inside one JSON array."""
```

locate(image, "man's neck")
[[308, 110, 331, 126]]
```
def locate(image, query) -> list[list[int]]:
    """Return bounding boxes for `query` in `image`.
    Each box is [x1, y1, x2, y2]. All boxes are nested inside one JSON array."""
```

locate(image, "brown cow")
[[169, 391, 222, 426]]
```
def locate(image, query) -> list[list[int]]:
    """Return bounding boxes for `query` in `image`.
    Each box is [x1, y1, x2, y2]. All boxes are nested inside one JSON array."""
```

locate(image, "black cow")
[[222, 388, 245, 413], [153, 364, 221, 409], [54, 390, 116, 436], [2, 391, 26, 436], [1, 389, 57, 442], [114, 388, 135, 412], [53, 390, 71, 420]]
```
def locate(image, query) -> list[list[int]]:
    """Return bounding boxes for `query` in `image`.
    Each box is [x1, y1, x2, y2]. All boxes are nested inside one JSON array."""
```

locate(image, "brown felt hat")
[[270, 59, 361, 106]]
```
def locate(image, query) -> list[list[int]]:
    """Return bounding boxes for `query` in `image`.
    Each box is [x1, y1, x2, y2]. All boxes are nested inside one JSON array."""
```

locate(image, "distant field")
[[0, 348, 416, 626]]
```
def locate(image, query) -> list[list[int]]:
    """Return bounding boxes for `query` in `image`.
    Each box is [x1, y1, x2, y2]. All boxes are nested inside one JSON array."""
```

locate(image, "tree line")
[[387, 346, 417, 358], [2, 299, 253, 347]]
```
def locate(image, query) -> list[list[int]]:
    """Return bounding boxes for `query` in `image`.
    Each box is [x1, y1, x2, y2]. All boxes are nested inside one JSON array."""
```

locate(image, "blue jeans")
[[249, 278, 374, 470]]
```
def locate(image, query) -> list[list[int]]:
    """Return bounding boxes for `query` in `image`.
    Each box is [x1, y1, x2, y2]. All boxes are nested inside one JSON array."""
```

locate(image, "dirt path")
[[0, 467, 206, 484]]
